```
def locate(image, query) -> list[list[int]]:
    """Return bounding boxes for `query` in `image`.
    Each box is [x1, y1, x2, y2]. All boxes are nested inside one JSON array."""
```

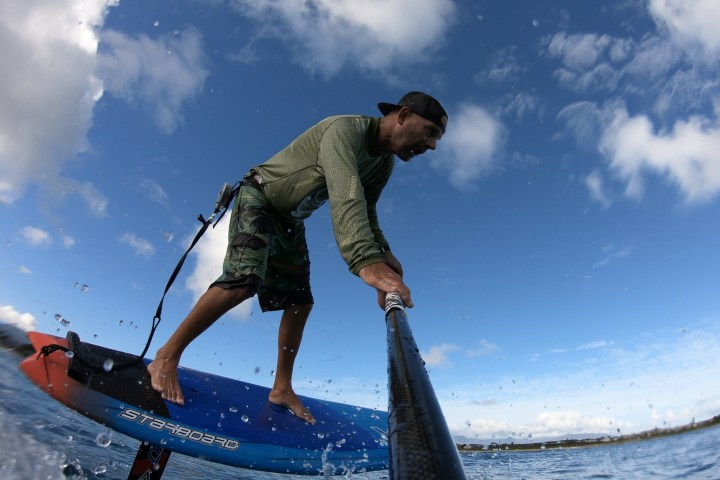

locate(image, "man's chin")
[[397, 150, 415, 162]]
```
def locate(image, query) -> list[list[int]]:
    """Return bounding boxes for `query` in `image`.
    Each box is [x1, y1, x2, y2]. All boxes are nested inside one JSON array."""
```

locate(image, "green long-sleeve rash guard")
[[253, 115, 395, 275]]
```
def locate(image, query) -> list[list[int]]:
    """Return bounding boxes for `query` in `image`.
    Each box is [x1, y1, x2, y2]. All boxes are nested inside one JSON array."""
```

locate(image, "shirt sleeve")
[[317, 119, 385, 275]]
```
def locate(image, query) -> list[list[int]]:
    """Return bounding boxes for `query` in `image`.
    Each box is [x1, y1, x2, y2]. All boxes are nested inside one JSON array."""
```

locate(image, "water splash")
[[95, 430, 112, 448], [54, 314, 71, 327], [103, 359, 114, 372]]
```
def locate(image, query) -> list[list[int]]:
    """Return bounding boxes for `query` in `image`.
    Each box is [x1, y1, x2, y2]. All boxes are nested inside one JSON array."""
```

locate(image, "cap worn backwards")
[[378, 91, 448, 134]]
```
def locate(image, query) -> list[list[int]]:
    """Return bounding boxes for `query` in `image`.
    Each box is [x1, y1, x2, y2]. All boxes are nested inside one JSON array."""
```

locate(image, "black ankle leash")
[[38, 182, 240, 373]]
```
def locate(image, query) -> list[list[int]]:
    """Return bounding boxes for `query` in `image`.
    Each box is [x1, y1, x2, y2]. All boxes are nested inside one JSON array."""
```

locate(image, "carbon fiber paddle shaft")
[[385, 293, 467, 479]]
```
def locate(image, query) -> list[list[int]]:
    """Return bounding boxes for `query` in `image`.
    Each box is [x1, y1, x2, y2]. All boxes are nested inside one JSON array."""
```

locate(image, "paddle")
[[384, 292, 468, 479]]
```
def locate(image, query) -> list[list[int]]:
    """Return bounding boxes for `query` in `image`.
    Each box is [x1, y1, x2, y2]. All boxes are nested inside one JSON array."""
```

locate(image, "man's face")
[[393, 109, 446, 162]]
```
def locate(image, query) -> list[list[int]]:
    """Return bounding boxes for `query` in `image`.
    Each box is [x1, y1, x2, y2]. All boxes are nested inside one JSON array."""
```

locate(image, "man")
[[148, 91, 448, 424]]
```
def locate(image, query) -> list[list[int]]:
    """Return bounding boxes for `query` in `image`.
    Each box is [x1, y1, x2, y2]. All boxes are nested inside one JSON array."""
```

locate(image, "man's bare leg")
[[268, 304, 316, 424], [148, 286, 253, 404]]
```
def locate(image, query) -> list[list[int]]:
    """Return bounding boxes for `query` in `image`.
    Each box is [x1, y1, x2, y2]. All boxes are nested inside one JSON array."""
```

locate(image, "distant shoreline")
[[457, 414, 720, 452]]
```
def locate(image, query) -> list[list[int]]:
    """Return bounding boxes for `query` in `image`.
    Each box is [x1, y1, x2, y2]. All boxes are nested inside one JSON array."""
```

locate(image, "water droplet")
[[103, 359, 114, 372], [65, 351, 75, 359], [92, 465, 107, 475], [62, 459, 83, 477], [95, 430, 112, 448], [532, 19, 540, 28], [80, 284, 89, 292], [241, 415, 249, 423], [54, 314, 71, 327], [317, 433, 325, 439], [271, 426, 277, 432]]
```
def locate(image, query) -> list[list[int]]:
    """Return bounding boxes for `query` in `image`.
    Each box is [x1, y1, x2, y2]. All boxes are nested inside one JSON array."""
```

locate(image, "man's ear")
[[396, 106, 412, 125]]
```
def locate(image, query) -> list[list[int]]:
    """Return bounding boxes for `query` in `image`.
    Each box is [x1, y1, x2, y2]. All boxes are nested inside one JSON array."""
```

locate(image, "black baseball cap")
[[378, 91, 448, 133]]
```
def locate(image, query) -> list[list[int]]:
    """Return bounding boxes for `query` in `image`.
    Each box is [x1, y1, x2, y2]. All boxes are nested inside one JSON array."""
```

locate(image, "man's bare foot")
[[269, 388, 316, 424], [147, 356, 185, 405]]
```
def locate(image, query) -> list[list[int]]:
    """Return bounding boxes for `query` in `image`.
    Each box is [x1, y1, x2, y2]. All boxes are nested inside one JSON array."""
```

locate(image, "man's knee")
[[287, 304, 313, 318], [210, 284, 256, 308]]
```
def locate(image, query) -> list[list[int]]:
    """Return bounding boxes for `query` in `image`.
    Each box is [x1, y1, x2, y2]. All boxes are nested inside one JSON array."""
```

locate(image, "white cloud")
[[19, 265, 32, 275], [475, 47, 523, 86], [585, 170, 612, 209], [184, 214, 254, 319], [432, 103, 505, 191], [466, 339, 499, 357], [599, 105, 720, 203], [0, 0, 206, 213], [97, 28, 209, 134], [442, 322, 720, 439], [649, 0, 720, 60], [577, 340, 614, 351], [560, 98, 720, 205], [422, 343, 461, 368], [593, 244, 632, 269], [140, 179, 170, 206], [547, 33, 616, 72], [503, 93, 542, 122], [549, 3, 720, 206], [557, 101, 604, 146], [0, 0, 113, 208], [0, 304, 37, 334], [544, 32, 635, 94], [119, 233, 155, 257], [232, 0, 456, 77], [18, 226, 52, 247], [61, 234, 76, 248]]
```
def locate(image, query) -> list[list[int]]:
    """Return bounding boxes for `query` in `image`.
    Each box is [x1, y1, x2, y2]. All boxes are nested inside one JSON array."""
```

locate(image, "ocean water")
[[2, 348, 719, 479]]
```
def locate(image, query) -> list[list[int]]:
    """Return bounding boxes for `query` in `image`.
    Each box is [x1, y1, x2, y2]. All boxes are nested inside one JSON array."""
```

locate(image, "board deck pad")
[[20, 332, 389, 475]]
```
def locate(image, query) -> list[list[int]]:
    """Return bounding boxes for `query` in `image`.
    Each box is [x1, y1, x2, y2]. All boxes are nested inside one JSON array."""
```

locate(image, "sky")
[[1, 0, 719, 442]]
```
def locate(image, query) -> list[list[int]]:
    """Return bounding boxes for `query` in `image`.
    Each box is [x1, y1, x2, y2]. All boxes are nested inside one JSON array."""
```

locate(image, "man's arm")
[[319, 119, 386, 274]]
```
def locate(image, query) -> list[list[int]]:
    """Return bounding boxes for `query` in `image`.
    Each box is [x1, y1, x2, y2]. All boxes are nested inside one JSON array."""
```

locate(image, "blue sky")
[[2, 0, 719, 440]]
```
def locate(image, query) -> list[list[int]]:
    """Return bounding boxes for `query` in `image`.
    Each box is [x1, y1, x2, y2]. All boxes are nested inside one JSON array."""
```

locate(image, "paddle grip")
[[384, 292, 405, 316]]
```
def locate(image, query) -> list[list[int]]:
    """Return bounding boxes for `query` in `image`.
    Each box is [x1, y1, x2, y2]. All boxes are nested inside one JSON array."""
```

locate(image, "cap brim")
[[378, 102, 402, 116]]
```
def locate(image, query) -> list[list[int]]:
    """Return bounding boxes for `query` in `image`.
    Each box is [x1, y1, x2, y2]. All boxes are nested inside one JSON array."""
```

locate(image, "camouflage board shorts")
[[211, 175, 314, 312]]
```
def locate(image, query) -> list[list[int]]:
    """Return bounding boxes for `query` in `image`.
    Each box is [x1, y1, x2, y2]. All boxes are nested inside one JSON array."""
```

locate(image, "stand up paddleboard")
[[20, 331, 389, 477]]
